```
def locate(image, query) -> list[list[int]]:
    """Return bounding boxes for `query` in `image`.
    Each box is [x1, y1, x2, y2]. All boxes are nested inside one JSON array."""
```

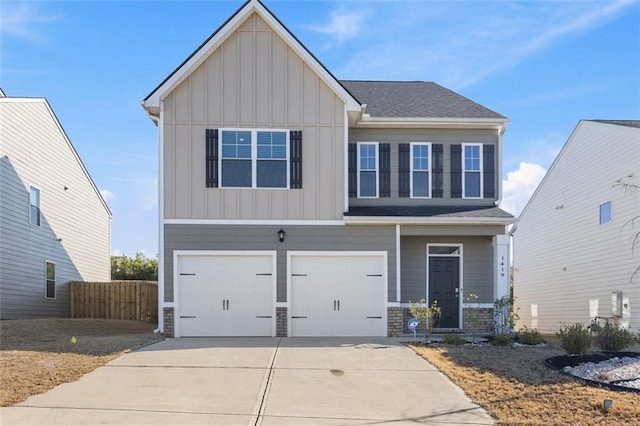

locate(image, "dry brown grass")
[[0, 318, 163, 407], [411, 342, 640, 426]]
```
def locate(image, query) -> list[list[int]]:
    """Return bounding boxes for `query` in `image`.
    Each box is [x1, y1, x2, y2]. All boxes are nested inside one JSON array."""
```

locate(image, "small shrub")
[[492, 333, 514, 346], [593, 322, 638, 351], [556, 323, 592, 355], [442, 334, 466, 346], [517, 326, 545, 345], [408, 299, 441, 342]]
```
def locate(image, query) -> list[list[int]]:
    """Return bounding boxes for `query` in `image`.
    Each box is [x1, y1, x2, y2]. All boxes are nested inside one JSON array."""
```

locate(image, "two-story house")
[[0, 90, 112, 318], [142, 0, 513, 337]]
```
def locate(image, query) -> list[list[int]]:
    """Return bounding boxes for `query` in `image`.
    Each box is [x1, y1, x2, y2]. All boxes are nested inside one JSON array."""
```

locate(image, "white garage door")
[[176, 252, 275, 337], [289, 253, 386, 337]]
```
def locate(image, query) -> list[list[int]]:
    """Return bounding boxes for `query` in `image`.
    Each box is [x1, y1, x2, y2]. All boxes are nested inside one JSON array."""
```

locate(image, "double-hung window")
[[29, 186, 41, 226], [220, 129, 288, 188], [358, 142, 378, 198], [45, 261, 55, 299], [411, 143, 431, 198], [462, 144, 482, 198]]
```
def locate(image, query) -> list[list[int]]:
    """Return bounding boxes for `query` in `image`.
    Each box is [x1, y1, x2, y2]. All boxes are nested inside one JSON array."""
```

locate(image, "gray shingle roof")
[[345, 205, 514, 219], [589, 120, 640, 129], [340, 80, 506, 119]]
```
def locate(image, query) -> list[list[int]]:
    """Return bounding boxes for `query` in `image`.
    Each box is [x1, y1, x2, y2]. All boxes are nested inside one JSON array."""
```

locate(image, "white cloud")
[[0, 3, 61, 43], [307, 8, 367, 44], [501, 163, 547, 216], [100, 189, 115, 202], [333, 0, 634, 89]]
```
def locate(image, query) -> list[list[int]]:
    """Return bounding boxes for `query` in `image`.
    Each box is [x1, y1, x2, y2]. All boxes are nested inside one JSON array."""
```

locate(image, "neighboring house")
[[0, 91, 112, 319], [514, 120, 640, 333], [142, 0, 513, 337]]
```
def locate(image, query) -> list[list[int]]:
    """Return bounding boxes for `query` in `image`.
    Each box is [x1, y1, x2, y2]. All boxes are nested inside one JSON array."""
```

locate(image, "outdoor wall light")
[[277, 228, 286, 243]]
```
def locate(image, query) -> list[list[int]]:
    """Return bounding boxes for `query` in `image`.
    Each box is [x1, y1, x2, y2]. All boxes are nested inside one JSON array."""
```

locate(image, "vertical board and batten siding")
[[162, 12, 345, 221], [401, 236, 494, 304], [514, 121, 640, 333], [164, 224, 397, 303], [0, 100, 111, 319], [348, 128, 498, 207]]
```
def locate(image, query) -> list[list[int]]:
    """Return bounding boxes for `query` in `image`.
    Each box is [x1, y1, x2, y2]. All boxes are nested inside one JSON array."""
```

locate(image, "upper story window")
[[29, 186, 41, 226], [599, 201, 612, 225], [462, 144, 482, 198], [45, 261, 56, 299], [358, 142, 378, 198], [220, 129, 289, 189], [411, 143, 431, 198]]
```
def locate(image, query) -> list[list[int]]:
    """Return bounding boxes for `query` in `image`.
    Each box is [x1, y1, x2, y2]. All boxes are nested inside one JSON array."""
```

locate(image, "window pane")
[[464, 145, 480, 171], [222, 131, 251, 159], [413, 171, 429, 197], [360, 171, 376, 197], [359, 144, 376, 171], [429, 246, 460, 255], [257, 131, 287, 159], [30, 187, 40, 206], [600, 201, 612, 225], [46, 262, 55, 280], [257, 160, 287, 188], [46, 280, 55, 298], [222, 159, 252, 187], [465, 171, 481, 197]]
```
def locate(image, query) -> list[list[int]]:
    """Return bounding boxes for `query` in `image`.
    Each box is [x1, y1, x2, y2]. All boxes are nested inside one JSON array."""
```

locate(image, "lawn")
[[411, 340, 640, 426], [0, 318, 163, 407]]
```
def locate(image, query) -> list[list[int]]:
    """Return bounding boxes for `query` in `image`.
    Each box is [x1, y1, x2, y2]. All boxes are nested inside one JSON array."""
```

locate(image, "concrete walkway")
[[1, 338, 493, 425]]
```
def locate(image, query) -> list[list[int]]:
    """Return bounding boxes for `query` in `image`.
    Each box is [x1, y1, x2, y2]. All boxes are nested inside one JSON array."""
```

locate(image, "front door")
[[429, 257, 460, 328]]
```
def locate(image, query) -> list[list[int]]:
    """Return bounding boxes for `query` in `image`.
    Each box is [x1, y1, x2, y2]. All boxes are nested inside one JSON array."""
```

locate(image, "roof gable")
[[142, 0, 360, 119]]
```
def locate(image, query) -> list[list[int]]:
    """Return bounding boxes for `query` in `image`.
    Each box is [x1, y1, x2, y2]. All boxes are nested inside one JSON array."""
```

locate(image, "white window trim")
[[599, 201, 612, 225], [45, 260, 56, 299], [218, 128, 290, 189], [357, 141, 379, 198], [426, 243, 463, 329], [462, 143, 483, 199], [410, 142, 432, 199], [29, 185, 41, 226]]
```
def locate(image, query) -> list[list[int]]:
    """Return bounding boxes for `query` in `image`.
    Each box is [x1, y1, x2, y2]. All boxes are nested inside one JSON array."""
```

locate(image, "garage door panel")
[[177, 254, 274, 337], [290, 254, 386, 337]]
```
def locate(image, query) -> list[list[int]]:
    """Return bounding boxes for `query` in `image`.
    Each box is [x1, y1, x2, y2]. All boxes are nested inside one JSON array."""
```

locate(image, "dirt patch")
[[0, 318, 163, 407], [411, 343, 640, 425]]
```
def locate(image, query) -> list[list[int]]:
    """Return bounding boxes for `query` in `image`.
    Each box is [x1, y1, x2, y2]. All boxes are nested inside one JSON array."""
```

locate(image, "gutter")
[[344, 216, 515, 226]]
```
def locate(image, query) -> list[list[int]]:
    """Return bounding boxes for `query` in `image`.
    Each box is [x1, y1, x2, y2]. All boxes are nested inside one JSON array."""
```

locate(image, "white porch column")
[[493, 234, 510, 301]]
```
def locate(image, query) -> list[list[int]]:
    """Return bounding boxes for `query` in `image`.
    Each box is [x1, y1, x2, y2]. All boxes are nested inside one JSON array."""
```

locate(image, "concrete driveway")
[[1, 338, 493, 425]]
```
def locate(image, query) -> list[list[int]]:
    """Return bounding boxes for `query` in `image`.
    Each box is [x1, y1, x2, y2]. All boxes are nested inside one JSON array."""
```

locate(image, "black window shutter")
[[290, 130, 303, 189], [483, 144, 495, 198], [398, 143, 410, 197], [206, 129, 218, 188], [379, 143, 391, 197], [348, 143, 357, 197], [450, 144, 462, 198], [432, 144, 443, 198]]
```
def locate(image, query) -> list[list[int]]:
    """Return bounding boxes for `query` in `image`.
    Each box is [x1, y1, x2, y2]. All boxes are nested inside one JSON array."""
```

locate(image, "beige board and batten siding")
[[514, 121, 640, 333], [163, 13, 345, 221], [0, 99, 111, 319], [164, 224, 396, 304], [349, 127, 498, 206], [401, 236, 494, 304]]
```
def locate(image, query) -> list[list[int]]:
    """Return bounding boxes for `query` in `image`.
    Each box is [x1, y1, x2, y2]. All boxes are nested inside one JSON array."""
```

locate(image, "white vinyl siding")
[[410, 143, 431, 198], [220, 129, 289, 189], [462, 143, 482, 198], [357, 142, 378, 198]]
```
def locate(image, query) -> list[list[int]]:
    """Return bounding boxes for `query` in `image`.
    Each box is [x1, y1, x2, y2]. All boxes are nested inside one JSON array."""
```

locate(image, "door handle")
[[337, 300, 340, 311], [223, 299, 230, 310], [223, 299, 225, 310], [333, 300, 337, 311], [226, 299, 229, 310]]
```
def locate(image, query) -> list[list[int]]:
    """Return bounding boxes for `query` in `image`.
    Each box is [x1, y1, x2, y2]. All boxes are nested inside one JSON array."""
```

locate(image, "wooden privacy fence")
[[70, 281, 158, 323]]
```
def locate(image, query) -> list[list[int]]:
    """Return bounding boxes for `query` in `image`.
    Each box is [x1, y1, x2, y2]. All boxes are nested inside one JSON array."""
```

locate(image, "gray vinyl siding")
[[401, 236, 494, 304], [0, 100, 111, 319], [514, 121, 640, 333], [164, 224, 396, 303], [163, 12, 346, 221], [349, 128, 498, 206]]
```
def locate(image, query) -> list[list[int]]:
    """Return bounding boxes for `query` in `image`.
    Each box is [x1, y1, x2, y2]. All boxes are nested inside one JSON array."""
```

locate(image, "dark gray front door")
[[429, 257, 460, 328]]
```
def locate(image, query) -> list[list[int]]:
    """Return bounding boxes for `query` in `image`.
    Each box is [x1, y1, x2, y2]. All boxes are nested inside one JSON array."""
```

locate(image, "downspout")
[[494, 123, 506, 208]]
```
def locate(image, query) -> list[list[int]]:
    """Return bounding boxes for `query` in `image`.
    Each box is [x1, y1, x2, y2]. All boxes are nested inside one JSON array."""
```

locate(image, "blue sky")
[[2, 0, 639, 257]]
